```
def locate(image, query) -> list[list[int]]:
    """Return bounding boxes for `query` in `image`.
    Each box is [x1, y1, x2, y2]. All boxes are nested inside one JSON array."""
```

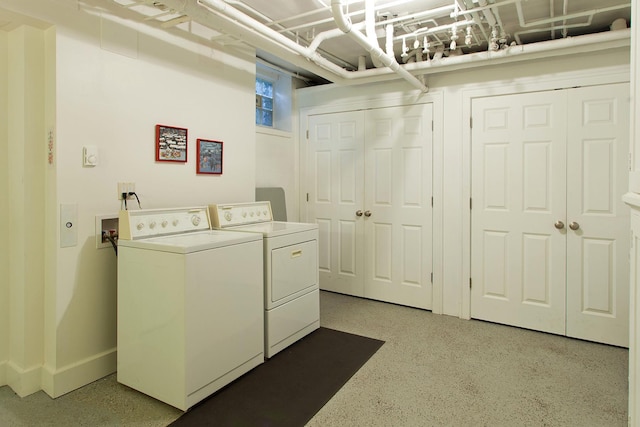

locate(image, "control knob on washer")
[[191, 215, 201, 226], [224, 211, 232, 222], [136, 222, 144, 230], [149, 221, 156, 229]]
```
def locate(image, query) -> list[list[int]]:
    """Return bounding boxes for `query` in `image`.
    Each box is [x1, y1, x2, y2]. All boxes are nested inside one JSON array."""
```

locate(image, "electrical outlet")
[[117, 182, 136, 200]]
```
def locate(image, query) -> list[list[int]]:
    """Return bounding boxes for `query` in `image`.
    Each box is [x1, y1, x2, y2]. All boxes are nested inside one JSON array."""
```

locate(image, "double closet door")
[[471, 83, 630, 347], [306, 104, 433, 310]]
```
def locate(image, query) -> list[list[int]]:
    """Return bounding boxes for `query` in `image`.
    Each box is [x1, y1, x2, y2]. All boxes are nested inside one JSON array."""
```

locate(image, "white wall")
[[255, 72, 308, 222], [5, 23, 48, 397], [0, 29, 8, 386], [625, 1, 639, 424], [0, 0, 258, 397], [297, 46, 630, 317], [255, 128, 299, 221]]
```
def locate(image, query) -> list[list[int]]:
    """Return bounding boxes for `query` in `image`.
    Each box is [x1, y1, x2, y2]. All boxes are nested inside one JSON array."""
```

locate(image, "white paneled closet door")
[[307, 104, 433, 310], [471, 90, 568, 335], [307, 111, 366, 297], [565, 84, 630, 347], [363, 105, 433, 309], [471, 84, 630, 347]]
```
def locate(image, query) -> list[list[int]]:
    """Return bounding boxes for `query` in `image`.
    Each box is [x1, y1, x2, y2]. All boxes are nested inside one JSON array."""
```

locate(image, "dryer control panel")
[[209, 201, 273, 228], [119, 206, 211, 240]]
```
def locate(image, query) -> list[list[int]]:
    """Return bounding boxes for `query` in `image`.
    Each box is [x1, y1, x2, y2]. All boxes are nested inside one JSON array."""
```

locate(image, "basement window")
[[255, 77, 274, 127], [255, 63, 293, 133]]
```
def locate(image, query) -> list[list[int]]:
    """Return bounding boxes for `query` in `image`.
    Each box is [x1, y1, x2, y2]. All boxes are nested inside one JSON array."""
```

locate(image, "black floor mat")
[[169, 327, 384, 427]]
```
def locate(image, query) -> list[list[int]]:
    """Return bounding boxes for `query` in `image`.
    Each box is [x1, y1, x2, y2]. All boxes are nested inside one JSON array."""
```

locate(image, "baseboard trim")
[[5, 360, 42, 397], [0, 359, 6, 386], [41, 348, 117, 398]]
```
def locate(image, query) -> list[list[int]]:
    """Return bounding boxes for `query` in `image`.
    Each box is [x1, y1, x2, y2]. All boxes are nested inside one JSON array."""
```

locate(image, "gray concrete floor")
[[0, 291, 629, 426]]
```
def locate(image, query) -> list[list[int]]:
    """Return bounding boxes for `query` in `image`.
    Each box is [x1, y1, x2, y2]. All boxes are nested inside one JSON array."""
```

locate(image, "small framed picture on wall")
[[156, 124, 188, 162], [196, 139, 223, 174]]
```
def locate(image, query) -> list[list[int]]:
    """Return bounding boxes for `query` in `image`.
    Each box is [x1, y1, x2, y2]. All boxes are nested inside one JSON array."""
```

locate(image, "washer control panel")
[[209, 201, 273, 228], [119, 206, 210, 240]]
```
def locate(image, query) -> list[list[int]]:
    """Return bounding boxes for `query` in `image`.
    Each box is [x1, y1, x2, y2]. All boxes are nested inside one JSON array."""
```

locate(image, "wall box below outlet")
[[96, 214, 119, 249]]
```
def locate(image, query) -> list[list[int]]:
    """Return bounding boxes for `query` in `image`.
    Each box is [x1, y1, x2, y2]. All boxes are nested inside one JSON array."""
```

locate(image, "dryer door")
[[270, 240, 317, 304]]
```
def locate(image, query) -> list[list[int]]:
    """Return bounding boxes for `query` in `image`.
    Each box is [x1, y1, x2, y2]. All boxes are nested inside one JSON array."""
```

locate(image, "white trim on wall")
[[41, 348, 116, 398], [5, 360, 42, 398]]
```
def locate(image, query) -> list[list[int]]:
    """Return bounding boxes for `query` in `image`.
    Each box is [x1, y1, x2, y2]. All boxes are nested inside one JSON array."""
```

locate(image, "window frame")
[[255, 76, 275, 128]]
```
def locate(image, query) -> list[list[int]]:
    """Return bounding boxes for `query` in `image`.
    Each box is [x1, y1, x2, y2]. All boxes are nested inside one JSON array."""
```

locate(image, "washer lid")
[[118, 229, 261, 253], [227, 221, 318, 237]]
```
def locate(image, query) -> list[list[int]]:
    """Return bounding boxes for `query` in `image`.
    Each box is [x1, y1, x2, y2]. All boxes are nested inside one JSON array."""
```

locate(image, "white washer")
[[209, 201, 319, 358], [117, 207, 264, 411]]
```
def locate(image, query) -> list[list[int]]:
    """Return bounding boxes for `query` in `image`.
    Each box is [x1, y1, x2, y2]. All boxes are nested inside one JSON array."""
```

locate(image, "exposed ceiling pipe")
[[331, 0, 429, 92], [462, 0, 490, 44], [366, 0, 384, 68], [516, 2, 631, 28], [145, 0, 629, 89], [514, 21, 593, 45], [456, 0, 521, 19], [402, 27, 630, 74], [222, 0, 355, 70], [184, 0, 355, 82], [192, 0, 427, 89], [398, 19, 476, 41], [561, 0, 572, 38], [550, 0, 556, 39], [476, 0, 497, 28], [385, 24, 395, 58], [275, 0, 412, 34]]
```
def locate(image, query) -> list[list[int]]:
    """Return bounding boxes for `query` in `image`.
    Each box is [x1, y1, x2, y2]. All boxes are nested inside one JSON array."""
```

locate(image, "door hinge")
[[470, 117, 473, 128], [431, 120, 434, 131], [431, 196, 434, 207], [306, 193, 309, 202], [470, 198, 472, 210], [430, 272, 433, 283], [469, 277, 472, 288], [306, 129, 309, 139]]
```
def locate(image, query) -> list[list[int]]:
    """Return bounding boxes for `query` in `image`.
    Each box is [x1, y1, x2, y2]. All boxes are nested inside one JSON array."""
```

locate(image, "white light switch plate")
[[83, 145, 98, 166], [60, 204, 78, 248]]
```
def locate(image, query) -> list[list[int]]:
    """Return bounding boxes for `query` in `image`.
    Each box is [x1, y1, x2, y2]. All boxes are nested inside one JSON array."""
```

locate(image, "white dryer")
[[117, 206, 264, 411], [209, 201, 319, 358]]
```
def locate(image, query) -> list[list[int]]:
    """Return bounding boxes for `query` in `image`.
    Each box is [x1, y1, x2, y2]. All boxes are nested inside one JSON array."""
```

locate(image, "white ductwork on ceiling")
[[115, 0, 631, 90], [330, 0, 429, 92]]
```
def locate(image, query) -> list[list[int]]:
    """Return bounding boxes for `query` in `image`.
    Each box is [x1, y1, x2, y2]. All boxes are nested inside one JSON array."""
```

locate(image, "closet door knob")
[[554, 220, 565, 230], [569, 221, 580, 231], [356, 210, 364, 217], [364, 210, 372, 217]]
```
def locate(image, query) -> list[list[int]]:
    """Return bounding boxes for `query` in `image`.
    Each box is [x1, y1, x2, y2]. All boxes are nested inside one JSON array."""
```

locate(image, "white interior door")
[[471, 84, 630, 346], [307, 111, 365, 296], [471, 90, 568, 334], [565, 83, 630, 347], [363, 104, 433, 309]]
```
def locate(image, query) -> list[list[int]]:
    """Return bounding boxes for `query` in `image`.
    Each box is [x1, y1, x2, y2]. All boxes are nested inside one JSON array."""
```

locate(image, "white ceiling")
[[233, 0, 630, 68], [111, 0, 632, 85], [1, 0, 632, 86]]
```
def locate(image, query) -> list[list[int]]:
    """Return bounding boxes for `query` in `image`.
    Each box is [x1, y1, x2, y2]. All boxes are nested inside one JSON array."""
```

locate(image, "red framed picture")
[[156, 124, 188, 162], [197, 139, 223, 174]]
